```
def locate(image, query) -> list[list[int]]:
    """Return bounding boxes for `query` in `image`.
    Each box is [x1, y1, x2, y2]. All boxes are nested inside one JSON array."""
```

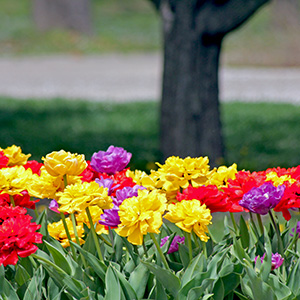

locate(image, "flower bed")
[[1, 144, 300, 299]]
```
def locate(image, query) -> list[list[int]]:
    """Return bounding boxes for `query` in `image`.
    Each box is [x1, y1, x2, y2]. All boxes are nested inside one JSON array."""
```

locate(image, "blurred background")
[[0, 0, 300, 172]]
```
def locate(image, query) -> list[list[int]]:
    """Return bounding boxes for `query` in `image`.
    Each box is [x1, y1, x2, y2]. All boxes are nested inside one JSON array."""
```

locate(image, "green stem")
[[9, 195, 15, 207], [60, 212, 77, 259], [108, 227, 114, 248], [249, 212, 260, 237], [269, 210, 284, 255], [149, 233, 170, 270], [201, 241, 208, 259], [192, 231, 200, 249], [34, 208, 39, 219], [256, 213, 264, 236], [99, 234, 112, 247], [230, 212, 238, 234], [29, 255, 38, 269], [285, 226, 299, 256], [70, 213, 87, 268], [86, 207, 104, 263], [186, 232, 193, 261], [142, 240, 149, 258], [63, 174, 68, 187]]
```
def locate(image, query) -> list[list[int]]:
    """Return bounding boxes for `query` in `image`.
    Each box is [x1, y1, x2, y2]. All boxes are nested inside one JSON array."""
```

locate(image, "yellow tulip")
[[164, 199, 212, 242], [42, 150, 87, 177], [1, 145, 31, 166], [115, 189, 167, 245]]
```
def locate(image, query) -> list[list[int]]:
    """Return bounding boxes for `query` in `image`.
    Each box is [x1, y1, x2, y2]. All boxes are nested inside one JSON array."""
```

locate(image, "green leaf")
[[23, 266, 45, 300], [142, 261, 181, 298], [187, 287, 214, 300], [45, 240, 73, 275], [15, 265, 31, 287], [113, 267, 138, 300], [239, 216, 250, 249], [155, 280, 168, 300], [129, 263, 149, 299], [212, 279, 225, 300], [181, 252, 205, 286], [105, 266, 121, 300], [267, 274, 292, 300], [245, 266, 278, 300], [288, 258, 300, 295], [35, 209, 49, 238], [178, 272, 216, 298], [31, 252, 86, 299], [47, 278, 61, 300], [232, 238, 252, 264], [221, 273, 241, 296], [71, 241, 107, 282], [0, 269, 20, 300], [178, 244, 191, 269], [234, 290, 250, 300]]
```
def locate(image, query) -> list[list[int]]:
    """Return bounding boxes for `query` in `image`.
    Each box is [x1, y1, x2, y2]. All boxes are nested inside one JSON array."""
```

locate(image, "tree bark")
[[33, 0, 92, 34], [149, 0, 270, 165]]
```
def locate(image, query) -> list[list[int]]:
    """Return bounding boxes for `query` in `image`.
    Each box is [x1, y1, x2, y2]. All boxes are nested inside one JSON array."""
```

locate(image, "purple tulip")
[[239, 182, 285, 215], [113, 185, 146, 206], [95, 177, 119, 196], [49, 199, 60, 214], [90, 145, 132, 174], [160, 235, 185, 254], [255, 252, 284, 270], [99, 185, 145, 227], [99, 207, 121, 228]]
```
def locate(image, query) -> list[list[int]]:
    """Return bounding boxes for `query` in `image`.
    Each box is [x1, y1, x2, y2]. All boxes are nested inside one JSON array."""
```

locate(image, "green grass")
[[0, 0, 161, 55], [1, 98, 300, 172], [1, 0, 299, 66]]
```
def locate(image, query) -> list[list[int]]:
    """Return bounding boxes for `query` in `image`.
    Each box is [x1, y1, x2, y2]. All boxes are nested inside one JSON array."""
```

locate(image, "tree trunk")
[[33, 0, 92, 34], [149, 0, 270, 166], [160, 3, 224, 165]]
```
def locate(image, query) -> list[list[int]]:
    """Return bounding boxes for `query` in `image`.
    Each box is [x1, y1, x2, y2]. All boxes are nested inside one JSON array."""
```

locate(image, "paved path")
[[1, 54, 299, 104]]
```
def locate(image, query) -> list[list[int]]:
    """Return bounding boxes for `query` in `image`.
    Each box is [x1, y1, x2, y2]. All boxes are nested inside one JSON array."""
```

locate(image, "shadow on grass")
[[0, 99, 161, 171], [1, 99, 300, 172]]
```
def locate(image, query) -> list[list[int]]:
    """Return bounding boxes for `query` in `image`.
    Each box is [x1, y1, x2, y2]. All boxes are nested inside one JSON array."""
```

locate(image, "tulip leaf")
[[113, 267, 138, 300], [288, 258, 300, 295], [0, 266, 20, 300], [71, 241, 107, 281], [46, 278, 61, 300], [15, 265, 31, 287], [221, 272, 241, 296], [105, 266, 121, 300], [239, 216, 250, 249], [181, 252, 205, 286], [187, 287, 214, 300], [232, 238, 252, 264], [267, 274, 292, 300], [142, 261, 181, 298], [178, 244, 190, 269], [155, 280, 168, 300], [23, 266, 44, 300], [245, 266, 278, 300], [212, 279, 225, 300], [31, 253, 86, 299], [44, 240, 73, 276], [129, 262, 149, 299], [178, 272, 216, 298]]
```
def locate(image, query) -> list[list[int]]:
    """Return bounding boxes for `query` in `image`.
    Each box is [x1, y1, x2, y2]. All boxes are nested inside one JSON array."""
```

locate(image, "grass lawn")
[[1, 0, 299, 66], [1, 98, 300, 172]]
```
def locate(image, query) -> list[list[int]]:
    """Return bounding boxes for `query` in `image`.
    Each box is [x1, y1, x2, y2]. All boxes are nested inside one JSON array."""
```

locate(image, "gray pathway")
[[0, 53, 299, 104]]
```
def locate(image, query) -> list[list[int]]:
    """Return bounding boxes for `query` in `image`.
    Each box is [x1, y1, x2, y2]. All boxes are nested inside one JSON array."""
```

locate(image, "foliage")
[[1, 144, 300, 299]]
